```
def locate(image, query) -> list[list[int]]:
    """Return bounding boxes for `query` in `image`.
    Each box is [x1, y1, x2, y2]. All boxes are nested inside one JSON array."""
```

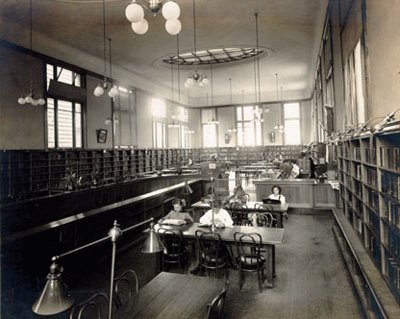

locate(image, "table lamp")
[[32, 218, 162, 318]]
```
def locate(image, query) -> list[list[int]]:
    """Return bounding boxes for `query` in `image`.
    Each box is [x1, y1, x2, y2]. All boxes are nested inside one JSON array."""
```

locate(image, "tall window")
[[152, 98, 166, 148], [236, 106, 262, 146], [152, 98, 166, 118], [180, 125, 188, 148], [201, 109, 217, 148], [284, 103, 301, 145], [46, 64, 83, 148], [47, 98, 82, 148], [153, 122, 166, 148], [344, 39, 366, 126]]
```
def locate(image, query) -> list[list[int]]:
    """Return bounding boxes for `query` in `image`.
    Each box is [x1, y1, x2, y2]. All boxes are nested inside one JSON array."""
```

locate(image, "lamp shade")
[[162, 1, 180, 20], [165, 19, 181, 35], [32, 263, 74, 315], [94, 85, 104, 97], [131, 19, 149, 35], [182, 181, 194, 195], [125, 2, 144, 23], [142, 223, 164, 253]]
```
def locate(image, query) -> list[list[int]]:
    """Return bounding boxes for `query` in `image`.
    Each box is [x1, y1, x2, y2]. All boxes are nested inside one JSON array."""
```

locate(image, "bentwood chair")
[[195, 230, 228, 277], [230, 202, 252, 226], [113, 269, 139, 309], [234, 232, 265, 292], [207, 279, 230, 319], [69, 293, 109, 319], [157, 227, 188, 272]]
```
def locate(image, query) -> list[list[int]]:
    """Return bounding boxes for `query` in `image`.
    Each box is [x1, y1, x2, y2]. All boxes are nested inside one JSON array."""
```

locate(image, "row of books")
[[365, 167, 378, 188], [365, 148, 377, 165], [383, 199, 400, 227], [370, 234, 382, 268], [380, 147, 400, 172], [368, 189, 379, 211], [381, 172, 400, 200], [387, 256, 400, 291], [369, 210, 381, 238], [354, 164, 362, 179], [387, 224, 400, 260]]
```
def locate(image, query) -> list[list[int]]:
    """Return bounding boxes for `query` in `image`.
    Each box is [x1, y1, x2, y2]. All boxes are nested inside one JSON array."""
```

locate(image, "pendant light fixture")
[[252, 13, 264, 123], [274, 73, 284, 133], [125, 0, 181, 35], [184, 0, 209, 89], [208, 65, 219, 125], [168, 56, 179, 128], [227, 78, 236, 133], [94, 1, 118, 99], [17, 0, 45, 106]]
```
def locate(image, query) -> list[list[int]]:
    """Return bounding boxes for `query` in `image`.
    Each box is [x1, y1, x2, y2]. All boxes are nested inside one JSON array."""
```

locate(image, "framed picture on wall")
[[97, 129, 107, 143]]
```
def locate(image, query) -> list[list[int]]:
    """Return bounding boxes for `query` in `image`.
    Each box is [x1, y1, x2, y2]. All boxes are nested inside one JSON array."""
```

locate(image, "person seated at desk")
[[279, 160, 293, 179], [159, 198, 193, 224], [226, 185, 248, 204], [268, 184, 288, 220], [199, 198, 233, 227]]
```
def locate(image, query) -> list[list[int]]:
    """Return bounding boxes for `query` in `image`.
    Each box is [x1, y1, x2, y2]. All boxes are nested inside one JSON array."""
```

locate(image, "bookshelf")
[[337, 128, 400, 303], [0, 148, 193, 203]]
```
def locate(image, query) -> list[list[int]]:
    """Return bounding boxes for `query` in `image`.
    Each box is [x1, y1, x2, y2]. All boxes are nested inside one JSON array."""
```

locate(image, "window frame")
[[283, 102, 302, 145], [236, 105, 262, 147]]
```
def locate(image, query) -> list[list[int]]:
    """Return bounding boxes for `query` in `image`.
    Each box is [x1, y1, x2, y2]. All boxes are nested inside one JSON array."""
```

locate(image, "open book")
[[160, 219, 186, 226]]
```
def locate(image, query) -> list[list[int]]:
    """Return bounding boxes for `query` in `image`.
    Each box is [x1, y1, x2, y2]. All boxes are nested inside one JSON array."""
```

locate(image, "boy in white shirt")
[[199, 198, 233, 227]]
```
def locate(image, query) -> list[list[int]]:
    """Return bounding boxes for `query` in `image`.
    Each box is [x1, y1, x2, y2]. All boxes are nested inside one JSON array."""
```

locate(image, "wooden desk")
[[191, 201, 289, 228], [156, 223, 285, 287], [117, 272, 224, 319]]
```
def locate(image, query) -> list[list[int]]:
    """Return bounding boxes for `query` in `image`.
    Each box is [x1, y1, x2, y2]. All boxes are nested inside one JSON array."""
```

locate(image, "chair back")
[[207, 280, 230, 319], [69, 293, 109, 319], [229, 202, 251, 226], [233, 232, 263, 268], [157, 227, 184, 257], [113, 269, 139, 309], [195, 230, 223, 264]]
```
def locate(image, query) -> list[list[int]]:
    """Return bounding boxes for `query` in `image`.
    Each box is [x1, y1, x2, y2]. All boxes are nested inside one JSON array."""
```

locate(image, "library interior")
[[1, 0, 400, 318]]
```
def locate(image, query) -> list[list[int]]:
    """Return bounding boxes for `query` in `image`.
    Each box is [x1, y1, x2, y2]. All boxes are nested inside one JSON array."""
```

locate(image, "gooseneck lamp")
[[32, 218, 162, 318]]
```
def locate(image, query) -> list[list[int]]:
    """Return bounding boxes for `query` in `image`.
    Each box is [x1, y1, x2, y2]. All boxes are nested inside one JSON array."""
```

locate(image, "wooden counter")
[[254, 179, 336, 209]]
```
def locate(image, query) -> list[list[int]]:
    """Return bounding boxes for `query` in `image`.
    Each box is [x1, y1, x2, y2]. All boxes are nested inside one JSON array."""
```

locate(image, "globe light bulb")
[[94, 84, 104, 97], [31, 99, 38, 106], [162, 1, 180, 20], [131, 18, 148, 35], [38, 98, 46, 105], [25, 96, 33, 104], [125, 2, 145, 23], [186, 77, 195, 87], [108, 86, 118, 98], [201, 77, 210, 87], [18, 97, 26, 105], [165, 19, 181, 35]]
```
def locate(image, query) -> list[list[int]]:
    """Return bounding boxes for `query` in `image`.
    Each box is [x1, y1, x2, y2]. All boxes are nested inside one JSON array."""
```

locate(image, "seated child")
[[199, 198, 233, 227], [159, 198, 193, 224]]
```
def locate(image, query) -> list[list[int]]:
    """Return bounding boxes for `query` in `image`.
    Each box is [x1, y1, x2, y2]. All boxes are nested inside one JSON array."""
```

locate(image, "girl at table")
[[159, 198, 193, 224], [199, 198, 233, 227], [268, 185, 288, 219]]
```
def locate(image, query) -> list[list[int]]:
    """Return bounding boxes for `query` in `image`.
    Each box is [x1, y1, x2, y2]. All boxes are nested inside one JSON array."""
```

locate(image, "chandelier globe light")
[[93, 1, 118, 99], [17, 0, 46, 106], [125, 0, 181, 35]]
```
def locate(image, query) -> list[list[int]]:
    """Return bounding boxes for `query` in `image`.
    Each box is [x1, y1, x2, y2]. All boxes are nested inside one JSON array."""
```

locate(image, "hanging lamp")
[[17, 0, 45, 106], [125, 0, 181, 35], [184, 0, 209, 89]]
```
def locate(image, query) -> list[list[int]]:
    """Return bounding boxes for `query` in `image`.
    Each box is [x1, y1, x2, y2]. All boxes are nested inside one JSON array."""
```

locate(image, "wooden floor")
[[224, 213, 361, 319]]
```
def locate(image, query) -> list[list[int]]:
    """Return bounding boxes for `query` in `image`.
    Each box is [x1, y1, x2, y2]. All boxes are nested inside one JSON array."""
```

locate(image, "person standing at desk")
[[199, 198, 233, 227]]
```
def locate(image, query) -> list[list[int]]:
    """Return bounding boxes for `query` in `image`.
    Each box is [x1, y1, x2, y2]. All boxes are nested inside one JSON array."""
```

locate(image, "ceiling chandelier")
[[125, 0, 181, 35], [94, 1, 118, 98], [17, 0, 45, 106], [184, 0, 209, 89]]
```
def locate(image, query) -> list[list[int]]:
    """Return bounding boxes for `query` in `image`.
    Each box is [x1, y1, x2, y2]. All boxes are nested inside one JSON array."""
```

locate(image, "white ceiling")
[[0, 0, 329, 106]]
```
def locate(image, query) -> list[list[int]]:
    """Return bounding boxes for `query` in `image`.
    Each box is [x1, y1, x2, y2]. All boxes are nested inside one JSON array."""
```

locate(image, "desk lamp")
[[32, 218, 163, 318]]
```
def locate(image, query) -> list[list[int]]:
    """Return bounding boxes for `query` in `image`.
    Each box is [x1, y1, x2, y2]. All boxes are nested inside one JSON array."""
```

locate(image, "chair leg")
[[239, 270, 244, 290], [257, 270, 263, 293]]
